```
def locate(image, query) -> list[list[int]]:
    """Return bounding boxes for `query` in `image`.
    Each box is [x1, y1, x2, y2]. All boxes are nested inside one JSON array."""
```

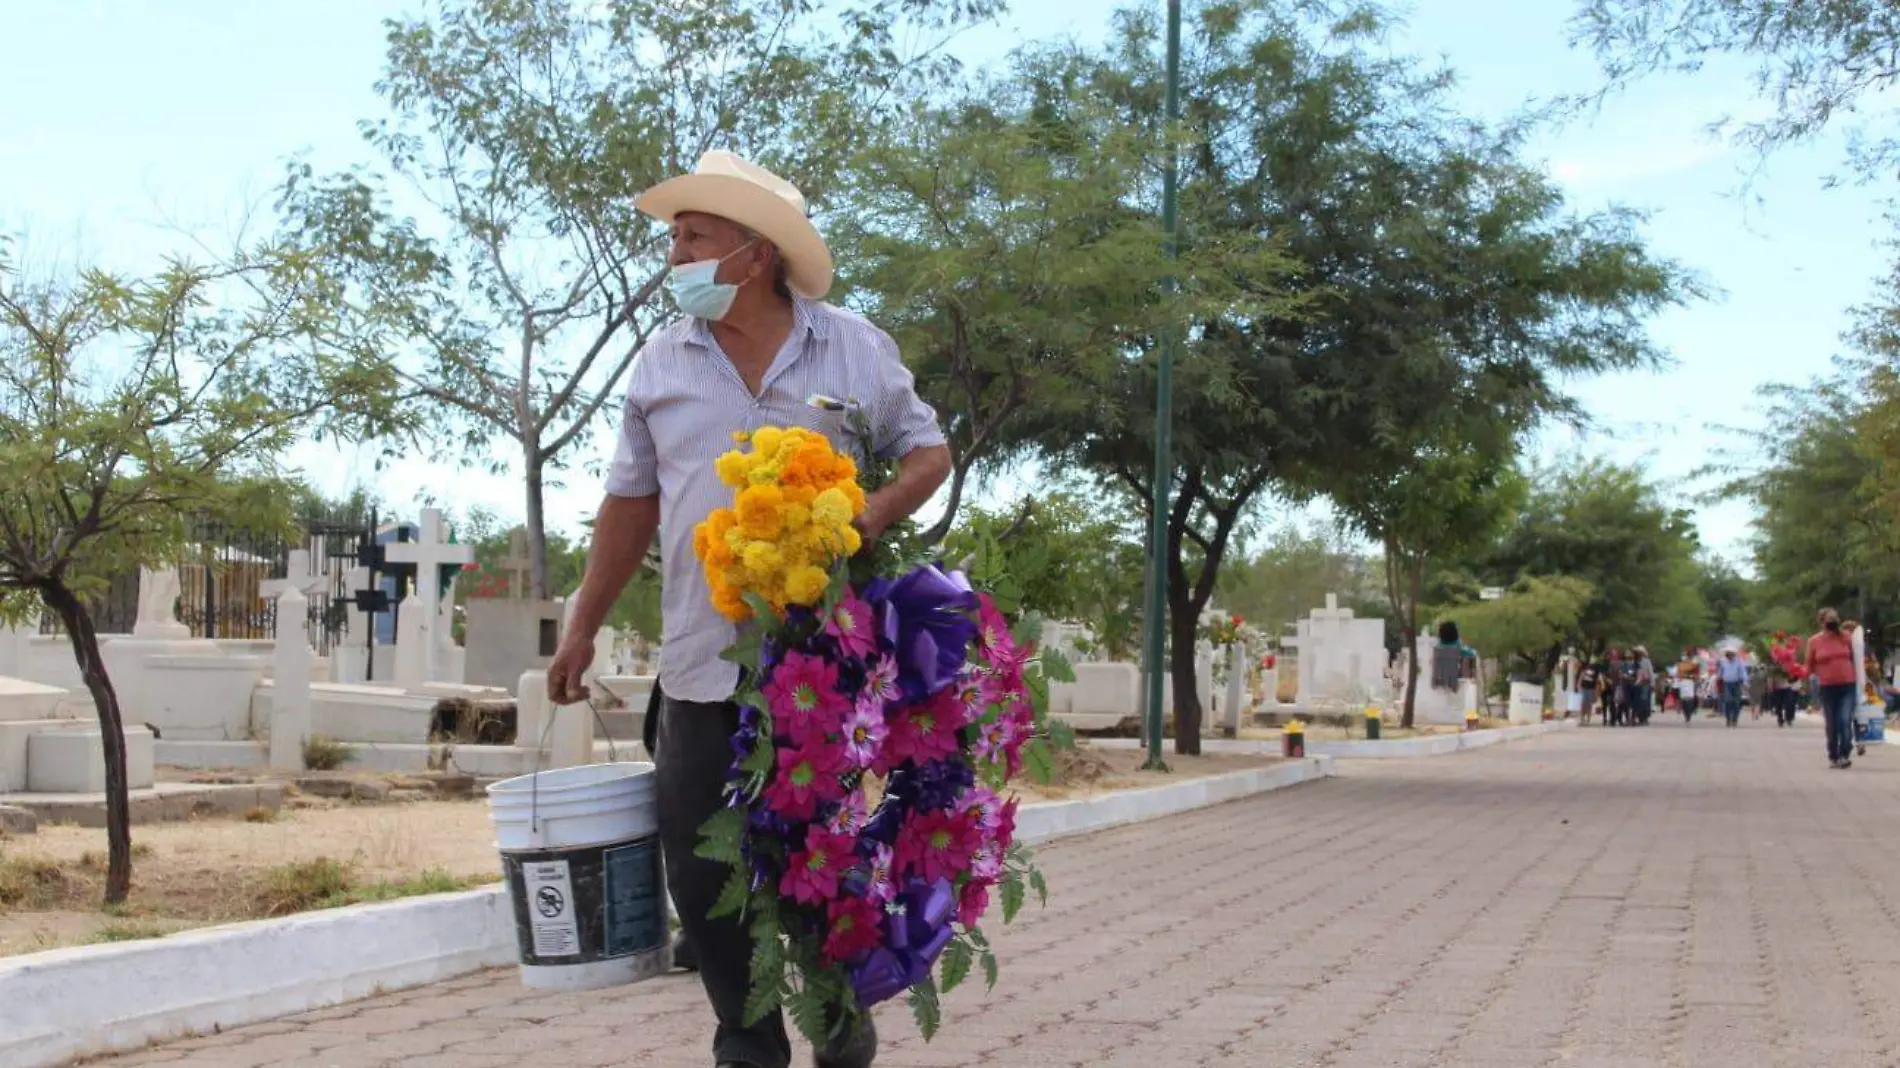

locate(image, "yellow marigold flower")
[[751, 426, 786, 457], [742, 540, 783, 578], [736, 485, 785, 540], [781, 502, 812, 532], [811, 487, 853, 529], [783, 565, 829, 605], [712, 585, 749, 622], [840, 524, 862, 556], [714, 449, 752, 488], [841, 481, 867, 514]]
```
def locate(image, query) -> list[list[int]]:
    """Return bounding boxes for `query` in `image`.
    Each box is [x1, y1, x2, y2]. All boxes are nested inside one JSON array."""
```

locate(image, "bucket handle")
[[528, 693, 624, 840]]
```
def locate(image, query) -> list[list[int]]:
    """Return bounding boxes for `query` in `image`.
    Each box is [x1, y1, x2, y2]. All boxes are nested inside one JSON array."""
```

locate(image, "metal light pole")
[[1140, 0, 1183, 771]]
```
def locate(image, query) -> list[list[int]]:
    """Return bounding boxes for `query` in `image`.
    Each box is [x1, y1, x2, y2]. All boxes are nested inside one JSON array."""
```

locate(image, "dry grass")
[[301, 735, 354, 771], [1013, 744, 1285, 802], [0, 800, 502, 956]]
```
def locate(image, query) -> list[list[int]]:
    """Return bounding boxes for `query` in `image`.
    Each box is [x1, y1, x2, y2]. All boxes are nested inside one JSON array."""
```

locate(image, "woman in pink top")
[[1806, 607, 1860, 768]]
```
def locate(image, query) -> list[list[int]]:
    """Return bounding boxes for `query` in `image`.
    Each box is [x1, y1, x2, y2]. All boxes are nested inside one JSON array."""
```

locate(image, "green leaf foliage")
[[695, 807, 746, 865], [907, 972, 943, 1041], [939, 937, 974, 995]]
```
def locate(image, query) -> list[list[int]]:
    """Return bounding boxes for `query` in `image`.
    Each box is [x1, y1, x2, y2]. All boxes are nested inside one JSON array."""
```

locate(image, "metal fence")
[[40, 505, 378, 657]]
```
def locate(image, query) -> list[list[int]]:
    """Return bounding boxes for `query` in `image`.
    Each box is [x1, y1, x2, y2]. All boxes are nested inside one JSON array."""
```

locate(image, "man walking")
[[548, 151, 951, 1068], [1716, 647, 1748, 728]]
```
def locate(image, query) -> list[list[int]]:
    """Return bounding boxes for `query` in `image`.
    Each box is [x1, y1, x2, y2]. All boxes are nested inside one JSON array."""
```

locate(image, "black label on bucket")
[[602, 840, 665, 957], [503, 835, 665, 966]]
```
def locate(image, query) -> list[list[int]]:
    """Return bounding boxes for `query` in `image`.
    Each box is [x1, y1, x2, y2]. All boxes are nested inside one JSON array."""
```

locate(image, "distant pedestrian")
[[1578, 660, 1600, 725], [1716, 647, 1748, 728], [1805, 608, 1860, 769], [1633, 646, 1656, 726]]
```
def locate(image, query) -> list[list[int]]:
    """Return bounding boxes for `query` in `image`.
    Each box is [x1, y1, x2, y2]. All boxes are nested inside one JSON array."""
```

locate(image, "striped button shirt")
[[604, 298, 946, 703]]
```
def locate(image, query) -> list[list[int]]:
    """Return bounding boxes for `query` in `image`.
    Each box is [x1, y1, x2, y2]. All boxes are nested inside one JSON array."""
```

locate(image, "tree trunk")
[[40, 581, 132, 905], [1168, 588, 1202, 755], [524, 441, 550, 601], [918, 454, 974, 548]]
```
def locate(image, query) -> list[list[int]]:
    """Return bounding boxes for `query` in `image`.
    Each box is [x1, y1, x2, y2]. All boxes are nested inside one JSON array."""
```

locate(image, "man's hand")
[[547, 635, 596, 706]]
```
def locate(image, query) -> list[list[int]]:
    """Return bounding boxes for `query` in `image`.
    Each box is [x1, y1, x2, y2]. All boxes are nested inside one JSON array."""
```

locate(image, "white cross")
[[260, 549, 330, 602], [497, 528, 534, 600], [383, 509, 473, 682]]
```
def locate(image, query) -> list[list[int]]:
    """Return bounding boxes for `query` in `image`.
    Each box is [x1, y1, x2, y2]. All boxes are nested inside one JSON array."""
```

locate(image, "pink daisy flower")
[[995, 796, 1020, 852], [763, 651, 849, 748], [827, 787, 871, 836], [861, 841, 897, 904], [840, 699, 888, 770], [976, 593, 1015, 658], [895, 809, 978, 884], [782, 825, 859, 906], [886, 695, 963, 767], [969, 839, 1005, 882], [863, 654, 900, 703], [974, 711, 1026, 768], [826, 592, 879, 662], [957, 879, 992, 929], [959, 784, 1004, 833], [763, 742, 846, 822], [822, 894, 886, 963]]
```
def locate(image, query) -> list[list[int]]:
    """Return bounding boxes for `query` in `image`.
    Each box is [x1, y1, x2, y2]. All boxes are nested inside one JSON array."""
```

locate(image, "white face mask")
[[664, 240, 757, 321]]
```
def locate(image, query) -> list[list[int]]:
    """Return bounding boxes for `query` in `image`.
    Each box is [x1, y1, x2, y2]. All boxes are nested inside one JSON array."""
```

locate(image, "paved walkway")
[[82, 719, 1900, 1067]]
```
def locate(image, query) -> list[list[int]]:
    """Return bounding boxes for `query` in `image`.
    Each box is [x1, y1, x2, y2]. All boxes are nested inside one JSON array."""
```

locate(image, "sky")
[[0, 0, 1887, 569]]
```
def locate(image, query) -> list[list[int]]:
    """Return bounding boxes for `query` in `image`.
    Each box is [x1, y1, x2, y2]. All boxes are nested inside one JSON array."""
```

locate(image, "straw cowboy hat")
[[636, 150, 833, 300]]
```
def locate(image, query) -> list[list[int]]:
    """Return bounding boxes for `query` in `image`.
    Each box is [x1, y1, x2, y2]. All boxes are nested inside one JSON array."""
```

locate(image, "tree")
[[1336, 438, 1527, 726], [1484, 458, 1709, 659], [1726, 368, 1900, 653], [1019, 0, 1687, 751], [279, 0, 1000, 598], [1572, 0, 1900, 178], [1436, 575, 1595, 682], [1217, 523, 1385, 642], [831, 56, 1239, 544], [941, 491, 1148, 659], [1695, 553, 1751, 639], [0, 245, 398, 904]]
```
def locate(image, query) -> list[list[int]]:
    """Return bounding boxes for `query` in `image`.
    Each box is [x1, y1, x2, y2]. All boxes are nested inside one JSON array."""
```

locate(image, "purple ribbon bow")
[[848, 878, 957, 1006]]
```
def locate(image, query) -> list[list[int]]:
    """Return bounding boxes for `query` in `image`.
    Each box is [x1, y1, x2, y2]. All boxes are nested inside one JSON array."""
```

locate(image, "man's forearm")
[[568, 493, 659, 640], [863, 444, 952, 535]]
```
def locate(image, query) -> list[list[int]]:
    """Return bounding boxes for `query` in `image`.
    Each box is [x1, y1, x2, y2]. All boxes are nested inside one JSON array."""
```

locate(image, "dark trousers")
[[657, 698, 793, 1068], [1721, 691, 1743, 726], [1819, 683, 1859, 763]]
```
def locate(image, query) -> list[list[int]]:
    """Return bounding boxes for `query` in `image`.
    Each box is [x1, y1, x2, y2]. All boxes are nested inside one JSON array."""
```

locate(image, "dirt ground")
[[1014, 743, 1284, 801], [0, 798, 501, 956], [0, 740, 1282, 956]]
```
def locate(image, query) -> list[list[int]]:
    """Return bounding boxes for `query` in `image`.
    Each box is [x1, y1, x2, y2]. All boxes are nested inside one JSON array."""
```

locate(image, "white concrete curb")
[[0, 888, 516, 1068], [1089, 720, 1578, 761], [0, 758, 1333, 1068], [1309, 720, 1577, 758]]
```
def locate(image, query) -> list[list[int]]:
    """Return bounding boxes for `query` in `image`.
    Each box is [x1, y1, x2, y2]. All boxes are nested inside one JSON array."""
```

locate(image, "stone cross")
[[498, 529, 534, 601], [393, 593, 427, 689], [259, 549, 329, 603], [382, 509, 473, 683], [1223, 642, 1246, 738]]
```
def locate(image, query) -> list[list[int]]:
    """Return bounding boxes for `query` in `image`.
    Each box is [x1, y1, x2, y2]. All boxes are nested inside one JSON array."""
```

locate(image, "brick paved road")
[[82, 720, 1900, 1067]]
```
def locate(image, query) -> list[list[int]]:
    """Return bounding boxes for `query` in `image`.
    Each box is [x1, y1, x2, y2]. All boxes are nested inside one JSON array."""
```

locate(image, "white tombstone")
[[517, 669, 550, 750], [382, 509, 473, 685], [1223, 643, 1246, 738], [269, 588, 314, 771], [586, 624, 617, 700], [259, 549, 328, 603], [1291, 594, 1387, 708], [436, 596, 466, 685], [393, 593, 428, 689], [133, 567, 189, 639], [330, 566, 374, 685]]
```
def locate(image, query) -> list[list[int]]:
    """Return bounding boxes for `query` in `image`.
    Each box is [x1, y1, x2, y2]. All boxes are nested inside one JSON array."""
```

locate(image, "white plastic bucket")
[[486, 762, 669, 991]]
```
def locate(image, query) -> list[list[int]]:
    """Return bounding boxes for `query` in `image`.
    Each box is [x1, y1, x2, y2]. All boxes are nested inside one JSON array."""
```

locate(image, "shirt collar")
[[686, 297, 828, 350]]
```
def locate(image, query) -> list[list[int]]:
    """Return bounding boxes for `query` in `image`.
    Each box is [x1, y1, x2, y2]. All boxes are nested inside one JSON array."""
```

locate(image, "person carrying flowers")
[[548, 151, 951, 1068]]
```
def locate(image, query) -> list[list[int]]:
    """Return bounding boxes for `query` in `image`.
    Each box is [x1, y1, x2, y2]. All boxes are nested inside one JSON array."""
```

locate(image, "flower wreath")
[[691, 424, 1068, 1044]]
